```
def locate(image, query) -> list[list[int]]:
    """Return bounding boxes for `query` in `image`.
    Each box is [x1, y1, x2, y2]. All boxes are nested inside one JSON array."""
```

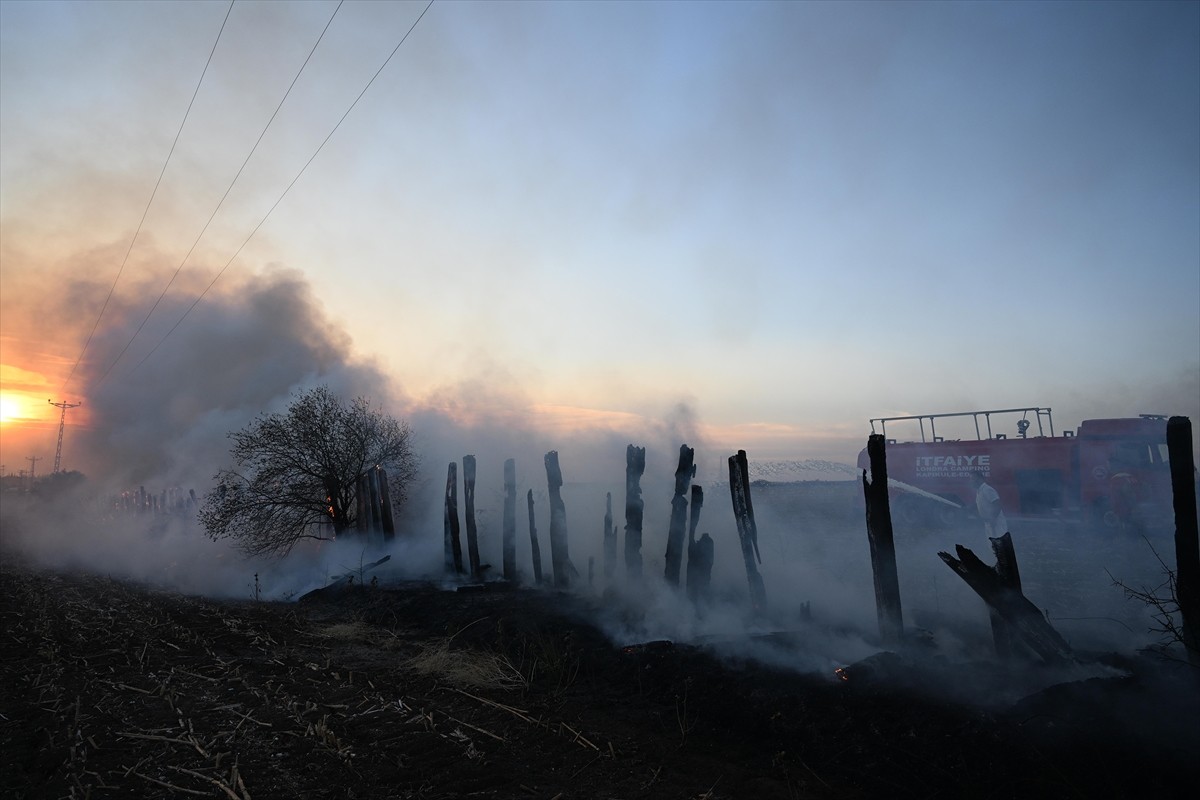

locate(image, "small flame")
[[834, 667, 849, 682]]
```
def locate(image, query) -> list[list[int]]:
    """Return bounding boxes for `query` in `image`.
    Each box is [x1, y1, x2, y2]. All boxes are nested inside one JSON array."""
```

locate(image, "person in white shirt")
[[969, 471, 1008, 537]]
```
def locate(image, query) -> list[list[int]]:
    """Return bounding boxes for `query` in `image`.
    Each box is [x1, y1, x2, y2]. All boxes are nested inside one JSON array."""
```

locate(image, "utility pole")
[[26, 455, 41, 481], [48, 400, 81, 474]]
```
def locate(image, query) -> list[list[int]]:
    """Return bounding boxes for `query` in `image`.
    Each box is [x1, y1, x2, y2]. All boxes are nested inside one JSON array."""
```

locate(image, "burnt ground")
[[2, 549, 1198, 800]]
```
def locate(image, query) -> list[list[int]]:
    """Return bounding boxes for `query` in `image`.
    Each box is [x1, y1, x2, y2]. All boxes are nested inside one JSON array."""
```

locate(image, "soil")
[[3, 551, 1197, 800]]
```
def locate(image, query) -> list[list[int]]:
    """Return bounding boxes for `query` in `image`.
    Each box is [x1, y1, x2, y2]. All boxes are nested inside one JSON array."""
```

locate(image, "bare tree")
[[199, 386, 418, 557]]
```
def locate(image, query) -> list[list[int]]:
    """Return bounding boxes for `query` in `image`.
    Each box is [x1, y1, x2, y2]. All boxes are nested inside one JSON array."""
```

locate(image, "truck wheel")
[[1092, 498, 1120, 530]]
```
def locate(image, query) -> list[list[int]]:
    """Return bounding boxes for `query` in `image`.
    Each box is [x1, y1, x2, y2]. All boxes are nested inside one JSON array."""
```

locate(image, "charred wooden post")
[[527, 489, 544, 585], [1167, 416, 1200, 666], [502, 458, 518, 581], [664, 444, 697, 586], [688, 485, 704, 545], [938, 544, 1073, 664], [378, 466, 396, 541], [545, 451, 571, 588], [444, 462, 463, 574], [728, 450, 767, 613], [624, 445, 646, 578], [463, 455, 481, 580], [356, 473, 370, 535], [603, 491, 616, 581], [368, 466, 383, 534], [862, 434, 904, 647], [686, 486, 711, 605], [989, 532, 1023, 659], [688, 534, 715, 608]]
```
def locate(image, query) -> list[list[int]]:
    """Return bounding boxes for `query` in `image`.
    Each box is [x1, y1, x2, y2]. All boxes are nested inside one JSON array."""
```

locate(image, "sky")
[[1, 0, 1198, 487]]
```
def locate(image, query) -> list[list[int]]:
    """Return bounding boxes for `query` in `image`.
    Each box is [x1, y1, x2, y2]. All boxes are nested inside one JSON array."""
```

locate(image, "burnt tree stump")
[[463, 455, 481, 580], [603, 491, 616, 581], [989, 532, 1023, 659], [378, 467, 396, 541], [624, 444, 646, 578], [545, 451, 572, 588], [503, 458, 517, 581], [1167, 416, 1200, 666], [664, 444, 696, 586], [444, 462, 463, 574], [356, 473, 370, 536], [686, 485, 709, 604], [527, 489, 544, 586], [862, 434, 904, 647], [687, 482, 713, 607], [939, 544, 1073, 664], [368, 467, 382, 534], [729, 450, 767, 614]]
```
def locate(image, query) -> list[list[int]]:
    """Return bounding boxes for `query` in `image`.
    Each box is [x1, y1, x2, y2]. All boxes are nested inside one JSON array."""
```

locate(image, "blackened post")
[[463, 455, 481, 580], [664, 444, 696, 586], [503, 459, 517, 581], [527, 489, 544, 585], [444, 462, 463, 574], [688, 485, 705, 546], [1167, 416, 1199, 666], [368, 466, 383, 534], [863, 434, 904, 647], [378, 466, 396, 541], [603, 491, 616, 581], [356, 473, 370, 535], [989, 532, 1023, 659], [624, 444, 646, 578], [729, 450, 767, 614], [939, 544, 1072, 664], [686, 485, 709, 604], [545, 451, 571, 588]]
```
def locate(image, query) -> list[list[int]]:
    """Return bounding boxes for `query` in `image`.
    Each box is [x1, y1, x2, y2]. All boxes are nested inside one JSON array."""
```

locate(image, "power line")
[[61, 0, 236, 396], [93, 0, 347, 390], [126, 0, 435, 377]]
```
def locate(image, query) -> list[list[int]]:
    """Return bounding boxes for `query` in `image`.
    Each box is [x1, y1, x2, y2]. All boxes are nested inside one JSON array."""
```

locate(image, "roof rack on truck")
[[868, 407, 1055, 443]]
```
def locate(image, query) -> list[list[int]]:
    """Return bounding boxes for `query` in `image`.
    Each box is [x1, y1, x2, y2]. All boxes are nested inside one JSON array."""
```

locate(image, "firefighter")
[[969, 471, 1009, 537]]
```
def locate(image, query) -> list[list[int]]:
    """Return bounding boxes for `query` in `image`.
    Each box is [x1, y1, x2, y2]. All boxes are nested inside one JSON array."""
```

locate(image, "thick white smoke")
[[0, 256, 1182, 705]]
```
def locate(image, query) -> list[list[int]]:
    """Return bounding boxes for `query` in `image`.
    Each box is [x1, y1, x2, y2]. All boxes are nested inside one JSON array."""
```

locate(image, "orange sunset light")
[[0, 392, 53, 425], [0, 395, 19, 423]]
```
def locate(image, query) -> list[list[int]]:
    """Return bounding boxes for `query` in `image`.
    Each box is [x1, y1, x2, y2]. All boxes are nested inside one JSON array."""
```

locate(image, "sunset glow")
[[0, 395, 17, 423]]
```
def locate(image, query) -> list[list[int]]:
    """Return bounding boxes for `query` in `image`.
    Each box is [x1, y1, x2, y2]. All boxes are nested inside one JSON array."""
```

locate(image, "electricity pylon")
[[48, 400, 81, 474]]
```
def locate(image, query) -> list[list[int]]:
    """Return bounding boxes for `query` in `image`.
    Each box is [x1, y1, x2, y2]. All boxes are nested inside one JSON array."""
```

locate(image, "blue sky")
[[1, 0, 1197, 472]]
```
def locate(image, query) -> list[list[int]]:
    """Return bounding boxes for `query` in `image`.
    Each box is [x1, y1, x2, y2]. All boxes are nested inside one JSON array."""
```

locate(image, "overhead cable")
[[93, 0, 347, 390], [127, 0, 435, 378], [60, 0, 236, 395]]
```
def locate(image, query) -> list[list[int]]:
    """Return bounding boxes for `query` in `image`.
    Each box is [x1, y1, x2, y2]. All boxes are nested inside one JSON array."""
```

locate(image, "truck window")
[[1111, 442, 1150, 470]]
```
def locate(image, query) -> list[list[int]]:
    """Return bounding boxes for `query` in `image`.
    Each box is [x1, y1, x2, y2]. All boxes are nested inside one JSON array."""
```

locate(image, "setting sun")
[[0, 394, 20, 423]]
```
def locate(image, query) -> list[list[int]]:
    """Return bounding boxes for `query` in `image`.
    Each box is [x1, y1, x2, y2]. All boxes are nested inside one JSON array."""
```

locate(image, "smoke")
[[1, 247, 1184, 707], [1, 254, 405, 595]]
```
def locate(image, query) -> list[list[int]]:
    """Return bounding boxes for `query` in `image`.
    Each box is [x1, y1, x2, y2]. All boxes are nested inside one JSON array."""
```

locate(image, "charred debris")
[[305, 417, 1198, 725]]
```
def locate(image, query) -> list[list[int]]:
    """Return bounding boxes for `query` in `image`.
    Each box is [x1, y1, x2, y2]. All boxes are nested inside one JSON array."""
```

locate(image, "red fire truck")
[[855, 407, 1175, 531]]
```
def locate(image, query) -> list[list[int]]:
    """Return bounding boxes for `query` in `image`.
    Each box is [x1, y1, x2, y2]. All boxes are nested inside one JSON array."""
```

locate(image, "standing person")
[[969, 471, 1009, 537]]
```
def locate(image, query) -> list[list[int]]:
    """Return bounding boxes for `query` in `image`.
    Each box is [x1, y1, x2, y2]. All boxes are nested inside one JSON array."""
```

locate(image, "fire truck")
[[855, 407, 1175, 531]]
